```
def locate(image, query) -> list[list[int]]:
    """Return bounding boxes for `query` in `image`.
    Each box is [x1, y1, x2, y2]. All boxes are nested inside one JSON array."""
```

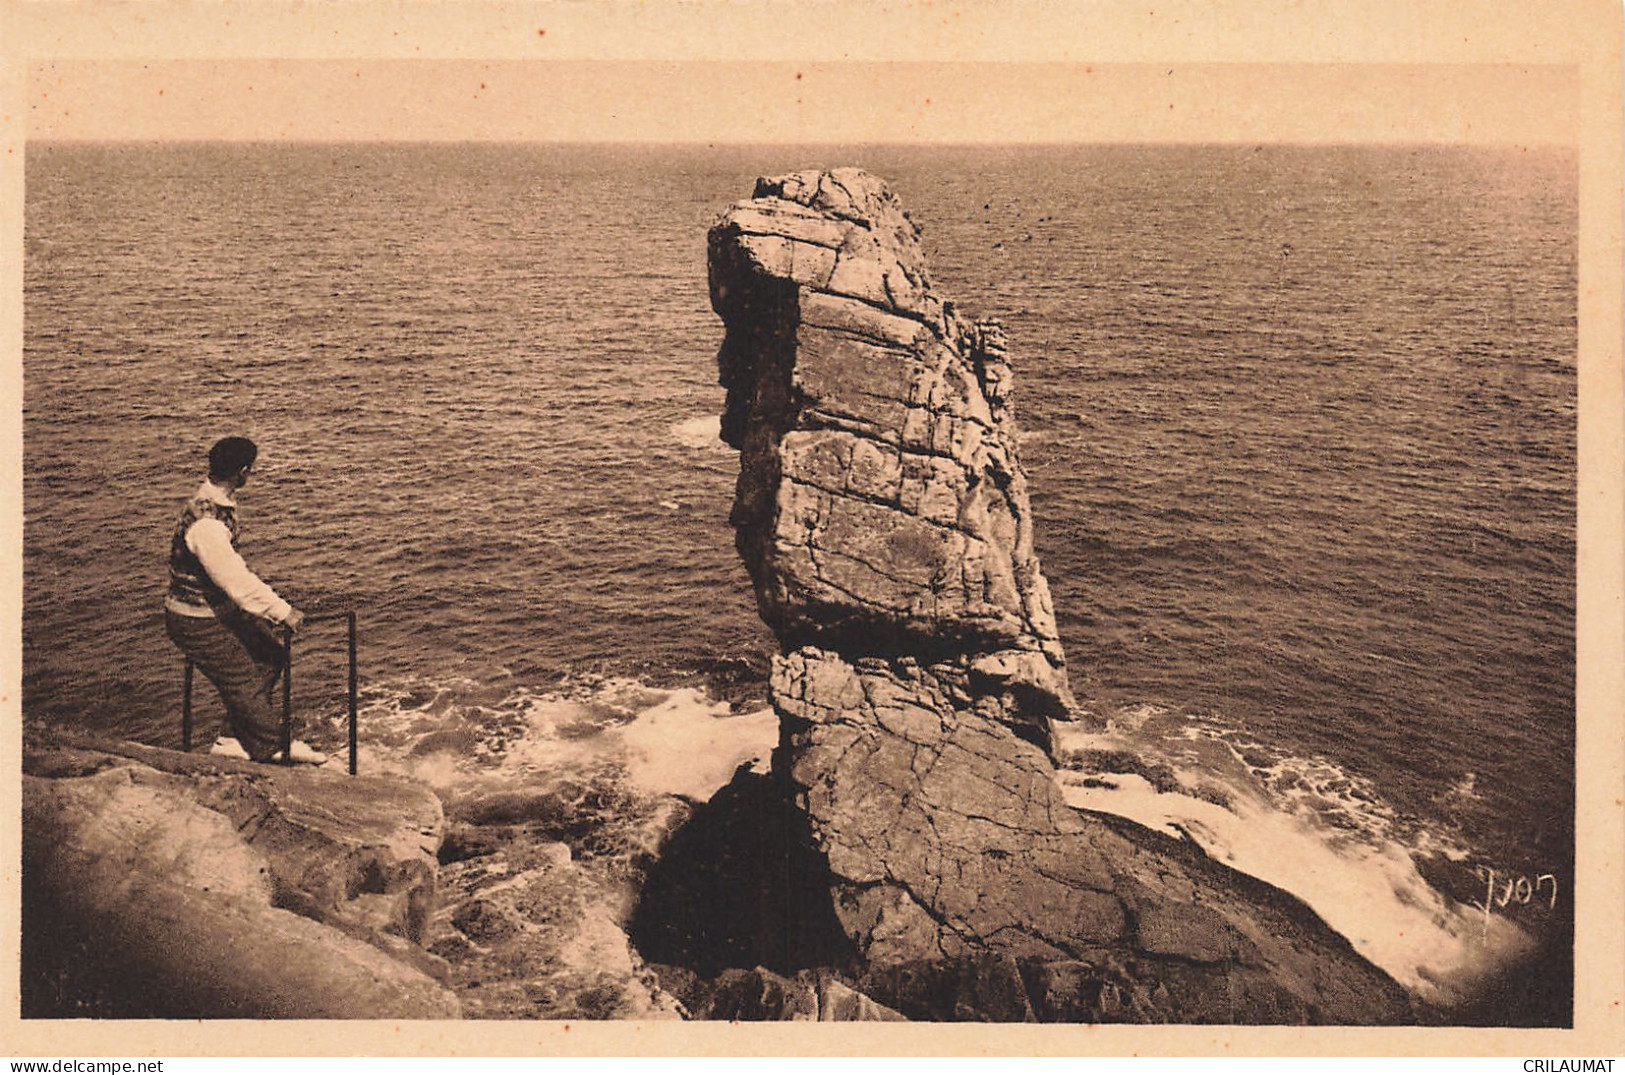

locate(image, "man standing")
[[164, 436, 326, 765]]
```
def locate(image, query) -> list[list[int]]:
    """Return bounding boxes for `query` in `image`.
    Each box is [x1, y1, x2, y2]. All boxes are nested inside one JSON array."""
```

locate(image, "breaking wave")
[[311, 672, 777, 805], [1055, 704, 1536, 1008], [670, 415, 727, 451], [313, 669, 1534, 1013], [310, 673, 1543, 1010]]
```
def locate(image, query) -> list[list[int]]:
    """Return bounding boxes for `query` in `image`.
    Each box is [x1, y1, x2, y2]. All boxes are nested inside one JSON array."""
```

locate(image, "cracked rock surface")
[[22, 731, 459, 1018], [709, 169, 1414, 1023]]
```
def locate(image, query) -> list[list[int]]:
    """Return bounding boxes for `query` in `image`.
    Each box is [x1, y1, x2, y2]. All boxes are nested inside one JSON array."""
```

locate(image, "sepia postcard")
[[1, 0, 1621, 1058]]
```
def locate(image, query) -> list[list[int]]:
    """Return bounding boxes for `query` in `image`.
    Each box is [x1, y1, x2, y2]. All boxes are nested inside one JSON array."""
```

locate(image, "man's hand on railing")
[[282, 608, 307, 633]]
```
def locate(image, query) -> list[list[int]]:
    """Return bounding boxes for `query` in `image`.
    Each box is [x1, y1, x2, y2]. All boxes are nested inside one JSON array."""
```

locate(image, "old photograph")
[[4, 0, 1621, 1057]]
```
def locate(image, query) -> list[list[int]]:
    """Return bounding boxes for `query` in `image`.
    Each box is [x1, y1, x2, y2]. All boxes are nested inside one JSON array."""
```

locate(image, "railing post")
[[347, 611, 358, 777], [182, 657, 194, 752], [280, 628, 293, 764]]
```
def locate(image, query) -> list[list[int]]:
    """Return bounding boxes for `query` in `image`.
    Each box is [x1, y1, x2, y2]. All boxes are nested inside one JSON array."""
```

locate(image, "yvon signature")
[[1470, 865, 1558, 936]]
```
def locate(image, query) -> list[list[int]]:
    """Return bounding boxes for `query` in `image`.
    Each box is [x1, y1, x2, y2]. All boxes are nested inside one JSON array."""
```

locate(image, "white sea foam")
[[331, 673, 1530, 1006], [330, 673, 777, 804], [616, 689, 778, 799], [1054, 718, 1532, 1006], [670, 415, 725, 451]]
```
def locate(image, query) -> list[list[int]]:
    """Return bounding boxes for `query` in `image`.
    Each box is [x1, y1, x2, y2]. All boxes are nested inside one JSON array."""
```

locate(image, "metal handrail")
[[182, 609, 359, 775]]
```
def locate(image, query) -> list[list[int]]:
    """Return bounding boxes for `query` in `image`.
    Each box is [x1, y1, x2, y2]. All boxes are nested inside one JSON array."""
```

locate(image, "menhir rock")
[[709, 169, 1414, 1023], [711, 168, 1075, 755]]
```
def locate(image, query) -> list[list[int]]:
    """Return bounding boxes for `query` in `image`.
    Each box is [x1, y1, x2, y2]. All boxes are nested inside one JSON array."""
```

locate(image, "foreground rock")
[[428, 767, 692, 1019], [22, 731, 459, 1018], [708, 169, 1415, 1023], [652, 965, 907, 1021]]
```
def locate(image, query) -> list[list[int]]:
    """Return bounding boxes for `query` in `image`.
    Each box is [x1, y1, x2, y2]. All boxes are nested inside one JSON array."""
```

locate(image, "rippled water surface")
[[24, 142, 1575, 911]]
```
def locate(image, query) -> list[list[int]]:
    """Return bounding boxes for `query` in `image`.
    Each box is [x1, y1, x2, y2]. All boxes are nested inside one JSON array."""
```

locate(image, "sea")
[[21, 142, 1576, 1018]]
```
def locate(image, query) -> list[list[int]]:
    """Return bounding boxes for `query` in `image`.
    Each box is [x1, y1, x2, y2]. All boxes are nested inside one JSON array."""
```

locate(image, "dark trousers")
[[165, 608, 285, 761]]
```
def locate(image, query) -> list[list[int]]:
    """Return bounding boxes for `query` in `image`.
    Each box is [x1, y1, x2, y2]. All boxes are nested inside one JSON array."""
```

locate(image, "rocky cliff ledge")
[[707, 169, 1416, 1023], [22, 732, 459, 1018], [21, 725, 691, 1021]]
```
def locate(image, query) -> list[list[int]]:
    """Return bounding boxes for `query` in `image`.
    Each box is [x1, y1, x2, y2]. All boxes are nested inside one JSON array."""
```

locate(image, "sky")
[[26, 60, 1578, 145]]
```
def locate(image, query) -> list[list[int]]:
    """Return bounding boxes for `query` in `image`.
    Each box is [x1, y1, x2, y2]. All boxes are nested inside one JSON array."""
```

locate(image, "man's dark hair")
[[208, 436, 258, 480]]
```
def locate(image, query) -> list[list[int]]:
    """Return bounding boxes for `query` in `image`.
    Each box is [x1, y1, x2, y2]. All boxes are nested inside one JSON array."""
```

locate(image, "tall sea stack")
[[709, 168, 1415, 1022]]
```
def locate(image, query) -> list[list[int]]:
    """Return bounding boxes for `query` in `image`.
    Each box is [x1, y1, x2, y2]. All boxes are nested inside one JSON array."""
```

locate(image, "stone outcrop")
[[430, 836, 683, 1019], [22, 732, 459, 1018], [428, 768, 693, 1019], [709, 169, 1416, 1023], [711, 169, 1075, 754]]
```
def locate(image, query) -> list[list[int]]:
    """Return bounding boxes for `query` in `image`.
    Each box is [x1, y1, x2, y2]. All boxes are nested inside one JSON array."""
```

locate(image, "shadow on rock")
[[629, 766, 854, 977]]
